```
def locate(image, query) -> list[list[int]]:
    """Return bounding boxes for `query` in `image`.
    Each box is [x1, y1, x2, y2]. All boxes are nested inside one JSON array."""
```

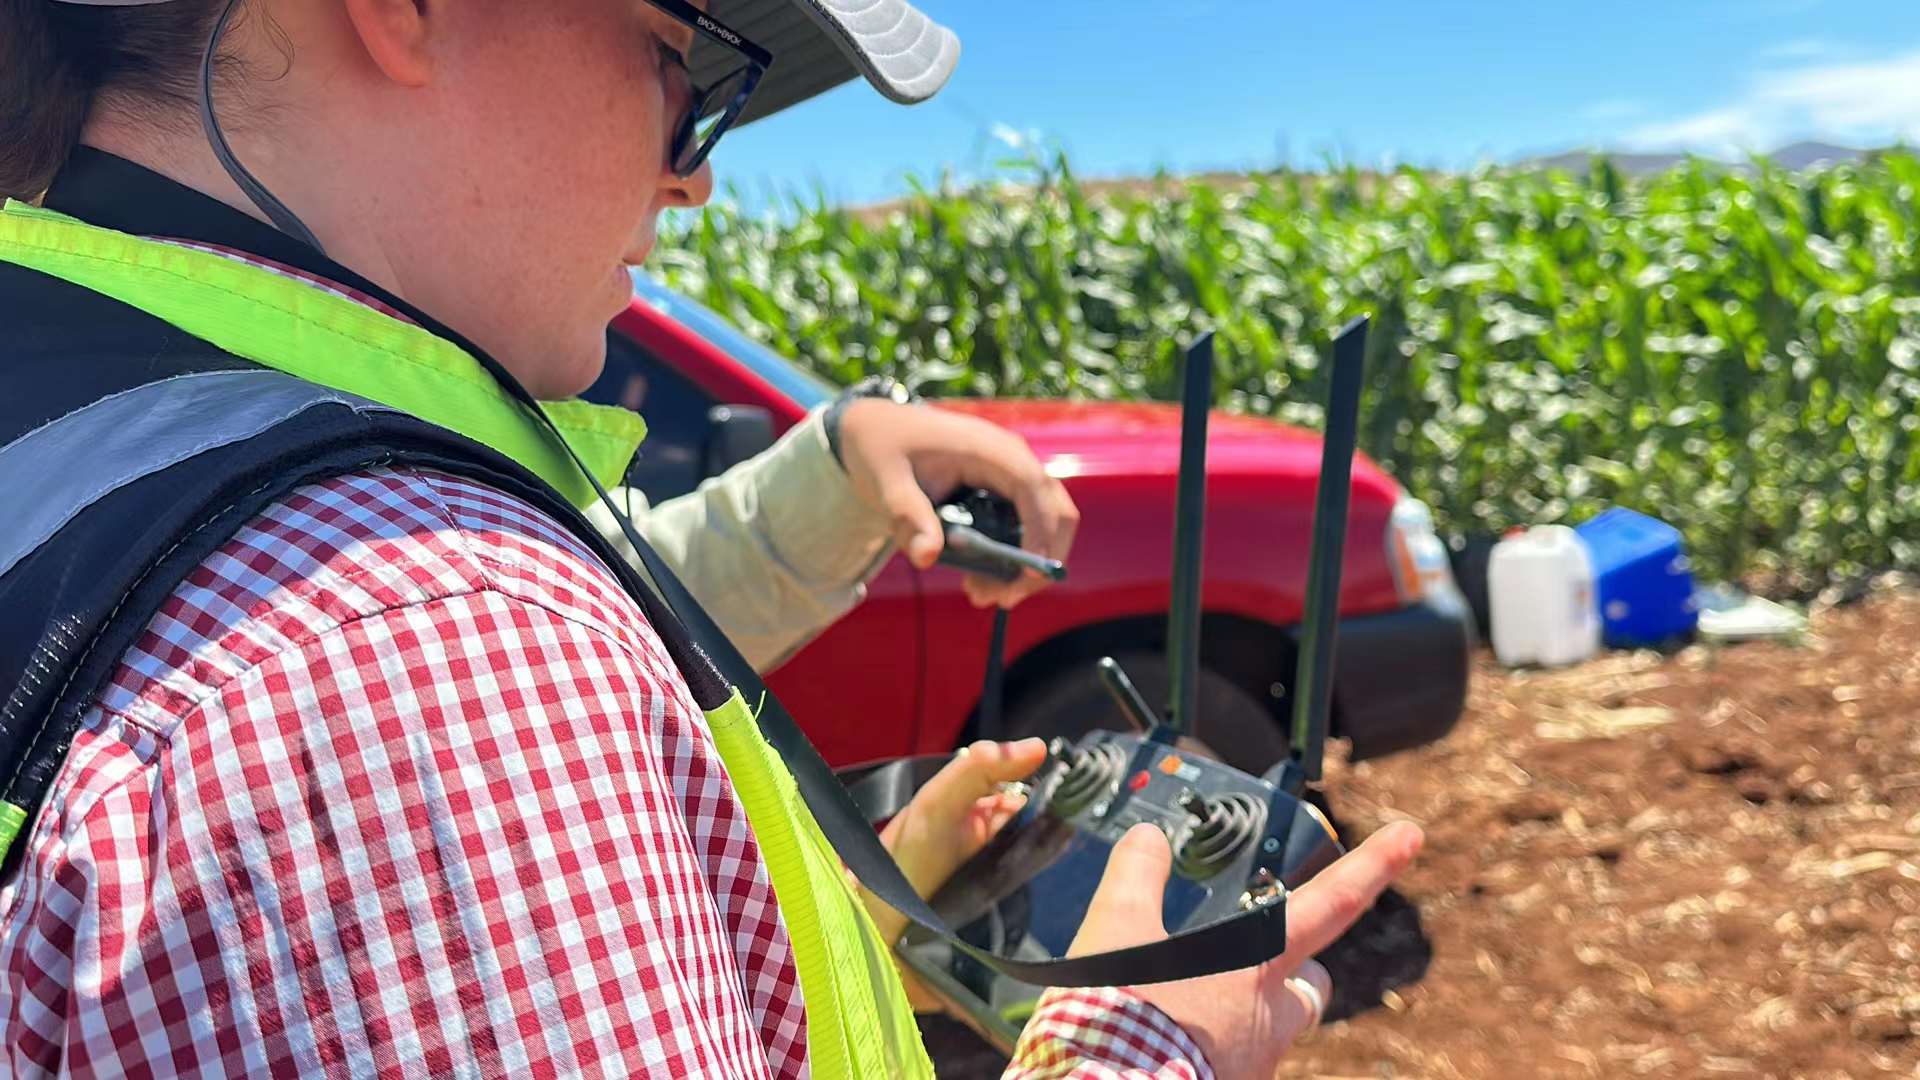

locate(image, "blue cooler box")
[[1575, 508, 1699, 647]]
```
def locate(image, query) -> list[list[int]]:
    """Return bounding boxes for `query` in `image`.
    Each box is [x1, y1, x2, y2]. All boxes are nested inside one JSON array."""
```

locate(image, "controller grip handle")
[[930, 812, 1078, 927]]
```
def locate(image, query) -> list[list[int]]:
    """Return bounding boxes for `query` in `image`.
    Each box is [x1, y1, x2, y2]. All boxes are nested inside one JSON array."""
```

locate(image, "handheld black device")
[[936, 488, 1067, 583], [891, 318, 1373, 1050]]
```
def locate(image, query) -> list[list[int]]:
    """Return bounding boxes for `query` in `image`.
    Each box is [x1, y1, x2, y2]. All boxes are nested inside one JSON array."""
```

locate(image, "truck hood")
[[934, 398, 1401, 494]]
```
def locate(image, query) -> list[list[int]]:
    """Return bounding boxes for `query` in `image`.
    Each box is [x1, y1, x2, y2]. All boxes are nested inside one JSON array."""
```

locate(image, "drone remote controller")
[[891, 320, 1373, 1051], [935, 729, 1341, 931], [894, 715, 1346, 1045]]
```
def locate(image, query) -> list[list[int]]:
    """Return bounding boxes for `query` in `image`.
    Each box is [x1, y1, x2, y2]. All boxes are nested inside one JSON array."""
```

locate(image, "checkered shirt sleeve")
[[0, 466, 1211, 1078], [1008, 987, 1214, 1079]]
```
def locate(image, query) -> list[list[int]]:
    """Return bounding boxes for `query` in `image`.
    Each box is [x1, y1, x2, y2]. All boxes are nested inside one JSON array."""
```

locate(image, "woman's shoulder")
[[96, 464, 651, 730]]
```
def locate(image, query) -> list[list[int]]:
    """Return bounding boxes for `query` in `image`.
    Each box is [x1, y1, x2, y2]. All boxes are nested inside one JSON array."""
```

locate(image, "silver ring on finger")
[[1286, 960, 1331, 1029]]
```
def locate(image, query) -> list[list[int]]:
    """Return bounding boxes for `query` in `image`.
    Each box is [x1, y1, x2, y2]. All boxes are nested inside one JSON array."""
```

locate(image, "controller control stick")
[[1175, 792, 1264, 879], [1050, 742, 1126, 817]]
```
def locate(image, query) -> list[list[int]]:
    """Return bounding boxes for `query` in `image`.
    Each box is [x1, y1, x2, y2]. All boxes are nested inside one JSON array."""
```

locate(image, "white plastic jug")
[[1488, 525, 1601, 667]]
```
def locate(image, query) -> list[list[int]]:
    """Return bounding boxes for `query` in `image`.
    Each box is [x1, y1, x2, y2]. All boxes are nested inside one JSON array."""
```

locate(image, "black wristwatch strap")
[[823, 376, 917, 469]]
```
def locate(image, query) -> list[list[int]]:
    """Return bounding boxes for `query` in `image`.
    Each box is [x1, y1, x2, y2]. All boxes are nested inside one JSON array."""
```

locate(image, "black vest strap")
[[836, 755, 956, 824]]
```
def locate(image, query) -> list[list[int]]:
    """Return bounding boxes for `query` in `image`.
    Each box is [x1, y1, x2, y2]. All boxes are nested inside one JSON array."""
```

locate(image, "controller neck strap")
[[443, 301, 1294, 984], [437, 309, 1294, 987], [613, 516, 1289, 986], [253, 231, 1295, 987]]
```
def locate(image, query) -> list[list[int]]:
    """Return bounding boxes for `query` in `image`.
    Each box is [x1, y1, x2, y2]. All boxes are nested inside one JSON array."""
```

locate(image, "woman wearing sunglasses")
[[0, 1, 1421, 1076]]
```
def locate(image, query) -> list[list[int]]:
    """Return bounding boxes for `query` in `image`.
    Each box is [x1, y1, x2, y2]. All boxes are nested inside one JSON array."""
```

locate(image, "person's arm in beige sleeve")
[[587, 409, 894, 671], [583, 399, 1081, 672]]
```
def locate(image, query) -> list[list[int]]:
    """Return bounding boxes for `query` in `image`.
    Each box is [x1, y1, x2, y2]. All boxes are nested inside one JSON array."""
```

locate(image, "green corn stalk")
[[654, 148, 1920, 596]]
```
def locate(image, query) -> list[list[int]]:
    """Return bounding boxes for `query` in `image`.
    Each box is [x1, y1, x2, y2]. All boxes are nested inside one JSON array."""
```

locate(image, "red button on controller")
[[1128, 769, 1150, 791]]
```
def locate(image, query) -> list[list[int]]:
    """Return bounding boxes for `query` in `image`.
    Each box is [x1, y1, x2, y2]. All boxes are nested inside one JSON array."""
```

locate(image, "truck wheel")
[[997, 652, 1289, 775]]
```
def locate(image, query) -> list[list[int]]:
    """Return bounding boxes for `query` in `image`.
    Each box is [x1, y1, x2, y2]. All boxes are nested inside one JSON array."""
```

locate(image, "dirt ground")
[[922, 585, 1920, 1078]]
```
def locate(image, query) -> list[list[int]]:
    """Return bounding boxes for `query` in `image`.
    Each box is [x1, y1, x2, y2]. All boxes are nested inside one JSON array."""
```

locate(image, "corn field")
[[654, 151, 1920, 593]]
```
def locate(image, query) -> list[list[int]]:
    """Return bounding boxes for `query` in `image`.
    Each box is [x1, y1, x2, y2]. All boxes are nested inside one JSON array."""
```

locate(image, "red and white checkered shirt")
[[0, 465, 1211, 1078]]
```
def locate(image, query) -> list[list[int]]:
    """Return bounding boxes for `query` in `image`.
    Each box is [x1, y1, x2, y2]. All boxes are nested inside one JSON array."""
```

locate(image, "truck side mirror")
[[704, 404, 775, 478]]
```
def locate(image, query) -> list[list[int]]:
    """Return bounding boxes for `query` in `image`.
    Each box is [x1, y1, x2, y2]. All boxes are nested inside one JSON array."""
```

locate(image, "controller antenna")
[[1280, 315, 1370, 793], [1164, 332, 1215, 740]]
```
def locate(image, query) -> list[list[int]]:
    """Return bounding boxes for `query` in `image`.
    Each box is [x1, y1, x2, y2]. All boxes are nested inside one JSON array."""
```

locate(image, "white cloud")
[[1754, 37, 1843, 63], [989, 122, 1044, 151], [1625, 107, 1775, 155], [1621, 47, 1920, 156]]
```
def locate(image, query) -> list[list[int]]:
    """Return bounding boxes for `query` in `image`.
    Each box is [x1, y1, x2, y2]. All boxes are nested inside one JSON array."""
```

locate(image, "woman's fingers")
[[929, 738, 1047, 817], [865, 739, 1049, 950], [1270, 820, 1424, 969], [1068, 823, 1174, 956], [1051, 825, 1411, 1079], [877, 739, 1046, 880]]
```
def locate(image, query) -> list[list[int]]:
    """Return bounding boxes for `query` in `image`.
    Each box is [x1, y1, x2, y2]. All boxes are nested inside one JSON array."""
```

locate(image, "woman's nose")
[[660, 157, 714, 210]]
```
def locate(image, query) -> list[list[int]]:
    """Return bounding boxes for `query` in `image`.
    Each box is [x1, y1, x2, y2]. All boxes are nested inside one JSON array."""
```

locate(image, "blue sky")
[[709, 0, 1920, 206]]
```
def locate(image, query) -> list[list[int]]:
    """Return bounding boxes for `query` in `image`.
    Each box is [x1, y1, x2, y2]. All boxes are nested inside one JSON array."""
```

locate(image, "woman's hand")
[[855, 737, 1049, 1011], [834, 399, 1078, 608], [852, 731, 1421, 1057], [1070, 819, 1425, 1076]]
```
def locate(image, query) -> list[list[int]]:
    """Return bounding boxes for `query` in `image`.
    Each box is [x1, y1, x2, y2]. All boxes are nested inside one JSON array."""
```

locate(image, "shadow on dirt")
[[1313, 795, 1434, 1022], [1317, 885, 1431, 1021]]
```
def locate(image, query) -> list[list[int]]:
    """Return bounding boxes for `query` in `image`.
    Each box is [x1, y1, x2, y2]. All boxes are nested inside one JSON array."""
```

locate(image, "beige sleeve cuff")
[[749, 407, 899, 583]]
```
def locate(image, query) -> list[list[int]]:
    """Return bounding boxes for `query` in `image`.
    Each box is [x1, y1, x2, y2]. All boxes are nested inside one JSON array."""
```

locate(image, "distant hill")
[[1525, 141, 1871, 177], [1769, 141, 1870, 170]]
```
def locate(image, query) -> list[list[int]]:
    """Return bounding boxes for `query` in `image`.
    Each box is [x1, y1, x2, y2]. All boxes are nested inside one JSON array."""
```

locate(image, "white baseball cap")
[[50, 0, 962, 122]]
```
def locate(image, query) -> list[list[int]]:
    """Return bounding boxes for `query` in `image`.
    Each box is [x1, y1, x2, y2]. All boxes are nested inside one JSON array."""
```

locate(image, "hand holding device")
[[832, 398, 1076, 606], [1072, 818, 1423, 1077]]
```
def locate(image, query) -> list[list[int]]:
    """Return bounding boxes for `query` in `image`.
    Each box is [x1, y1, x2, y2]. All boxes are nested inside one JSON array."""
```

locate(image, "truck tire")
[[997, 652, 1289, 775]]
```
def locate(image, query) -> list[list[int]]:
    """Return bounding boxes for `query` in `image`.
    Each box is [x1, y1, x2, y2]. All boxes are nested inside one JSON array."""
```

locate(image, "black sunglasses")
[[644, 0, 774, 177]]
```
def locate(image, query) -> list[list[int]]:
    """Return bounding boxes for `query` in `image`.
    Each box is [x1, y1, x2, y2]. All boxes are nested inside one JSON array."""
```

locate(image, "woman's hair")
[[1, 0, 225, 199]]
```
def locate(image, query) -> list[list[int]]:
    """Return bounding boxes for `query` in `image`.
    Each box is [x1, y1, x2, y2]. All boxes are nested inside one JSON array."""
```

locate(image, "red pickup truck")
[[591, 273, 1472, 773]]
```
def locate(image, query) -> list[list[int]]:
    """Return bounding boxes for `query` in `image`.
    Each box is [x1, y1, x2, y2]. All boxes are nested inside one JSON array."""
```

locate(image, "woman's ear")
[[342, 0, 433, 88]]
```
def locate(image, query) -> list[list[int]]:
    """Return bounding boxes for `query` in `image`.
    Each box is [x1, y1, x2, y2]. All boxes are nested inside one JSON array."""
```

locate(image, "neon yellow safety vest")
[[0, 200, 935, 1080]]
